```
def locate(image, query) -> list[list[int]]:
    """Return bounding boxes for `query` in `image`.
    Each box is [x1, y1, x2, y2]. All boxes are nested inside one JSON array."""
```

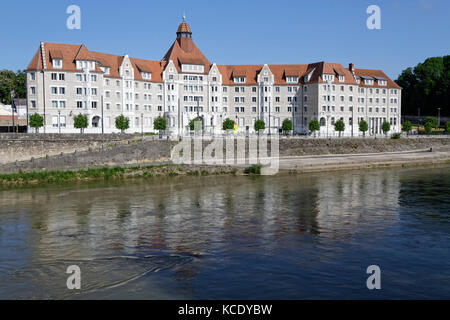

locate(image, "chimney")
[[349, 63, 355, 74]]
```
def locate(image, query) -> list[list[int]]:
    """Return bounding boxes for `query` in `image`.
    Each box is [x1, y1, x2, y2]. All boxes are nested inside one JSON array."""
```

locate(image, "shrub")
[[282, 118, 293, 133], [359, 120, 369, 137], [309, 119, 320, 136], [115, 115, 130, 133], [29, 113, 44, 133], [424, 121, 433, 133], [153, 116, 167, 138], [254, 119, 266, 132], [402, 121, 412, 134], [189, 117, 202, 131], [73, 114, 88, 133], [424, 117, 438, 129], [334, 119, 345, 137], [222, 118, 234, 131], [244, 164, 262, 175], [391, 133, 402, 139], [382, 121, 391, 135], [445, 121, 450, 133]]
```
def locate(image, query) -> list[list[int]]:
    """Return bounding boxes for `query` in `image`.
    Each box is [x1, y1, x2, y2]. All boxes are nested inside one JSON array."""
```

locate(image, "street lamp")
[[437, 108, 441, 128], [58, 110, 61, 134]]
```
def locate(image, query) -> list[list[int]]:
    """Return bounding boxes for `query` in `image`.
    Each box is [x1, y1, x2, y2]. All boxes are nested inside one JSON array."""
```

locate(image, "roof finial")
[[182, 12, 186, 22]]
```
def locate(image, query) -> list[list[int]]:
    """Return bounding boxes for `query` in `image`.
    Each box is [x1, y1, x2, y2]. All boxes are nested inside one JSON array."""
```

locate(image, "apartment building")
[[25, 19, 401, 135]]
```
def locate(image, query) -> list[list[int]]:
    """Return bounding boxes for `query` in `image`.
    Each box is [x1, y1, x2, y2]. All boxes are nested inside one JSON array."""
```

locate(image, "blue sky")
[[1, 0, 448, 79]]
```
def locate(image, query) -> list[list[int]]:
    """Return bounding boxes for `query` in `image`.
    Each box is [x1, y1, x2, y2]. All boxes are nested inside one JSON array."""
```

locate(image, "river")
[[0, 166, 449, 299]]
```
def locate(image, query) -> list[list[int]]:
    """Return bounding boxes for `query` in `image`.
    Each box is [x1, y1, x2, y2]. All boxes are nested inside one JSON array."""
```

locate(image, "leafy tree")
[[402, 121, 412, 135], [396, 55, 449, 117], [309, 119, 320, 137], [382, 121, 391, 135], [0, 70, 26, 104], [282, 118, 293, 133], [115, 114, 130, 133], [445, 121, 450, 133], [189, 117, 202, 131], [254, 119, 265, 133], [359, 119, 369, 137], [153, 116, 167, 138], [334, 119, 345, 137], [29, 113, 44, 133], [424, 121, 433, 134], [222, 118, 234, 131], [73, 114, 88, 134], [424, 117, 438, 129]]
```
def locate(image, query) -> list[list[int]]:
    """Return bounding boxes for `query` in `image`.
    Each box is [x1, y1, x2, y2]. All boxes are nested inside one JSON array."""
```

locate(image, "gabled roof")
[[355, 68, 401, 89], [162, 37, 211, 73], [74, 44, 96, 61], [217, 65, 263, 85]]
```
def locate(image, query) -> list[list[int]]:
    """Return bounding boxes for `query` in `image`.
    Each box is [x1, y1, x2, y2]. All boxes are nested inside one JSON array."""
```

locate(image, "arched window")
[[92, 116, 100, 128], [320, 117, 326, 127]]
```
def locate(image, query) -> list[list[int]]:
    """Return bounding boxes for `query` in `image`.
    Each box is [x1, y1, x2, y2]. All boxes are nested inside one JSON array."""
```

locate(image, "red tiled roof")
[[355, 68, 401, 89], [177, 22, 192, 34], [25, 40, 399, 89], [162, 36, 211, 73]]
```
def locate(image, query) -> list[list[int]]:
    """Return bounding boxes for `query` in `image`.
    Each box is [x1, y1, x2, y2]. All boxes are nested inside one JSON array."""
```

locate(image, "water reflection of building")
[[314, 170, 401, 236]]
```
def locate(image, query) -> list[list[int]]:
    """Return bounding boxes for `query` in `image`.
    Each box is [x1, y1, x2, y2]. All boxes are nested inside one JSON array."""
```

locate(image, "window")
[[77, 101, 83, 109], [53, 59, 62, 69], [286, 76, 298, 83], [30, 87, 36, 95], [92, 101, 97, 109], [30, 72, 35, 81], [31, 100, 36, 109]]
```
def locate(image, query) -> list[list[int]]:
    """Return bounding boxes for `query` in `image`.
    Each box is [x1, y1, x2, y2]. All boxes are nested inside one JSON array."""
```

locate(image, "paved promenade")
[[276, 149, 450, 173]]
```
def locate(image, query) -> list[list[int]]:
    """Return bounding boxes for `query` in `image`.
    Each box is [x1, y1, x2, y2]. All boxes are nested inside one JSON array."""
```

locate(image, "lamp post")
[[437, 107, 441, 128], [58, 110, 61, 134]]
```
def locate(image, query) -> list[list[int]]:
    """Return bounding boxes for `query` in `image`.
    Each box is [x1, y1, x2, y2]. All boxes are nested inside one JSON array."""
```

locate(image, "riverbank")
[[1, 149, 450, 187], [0, 164, 239, 187]]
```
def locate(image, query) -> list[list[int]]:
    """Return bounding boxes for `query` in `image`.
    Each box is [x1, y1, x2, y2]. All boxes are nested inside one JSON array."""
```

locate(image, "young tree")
[[189, 117, 202, 131], [424, 117, 438, 129], [282, 118, 293, 134], [254, 119, 266, 133], [445, 121, 450, 133], [382, 121, 391, 136], [424, 121, 433, 134], [115, 114, 130, 133], [402, 121, 412, 135], [153, 116, 167, 138], [29, 113, 44, 133], [222, 118, 234, 131], [309, 119, 320, 137], [73, 114, 88, 134], [334, 119, 345, 137], [359, 119, 369, 137]]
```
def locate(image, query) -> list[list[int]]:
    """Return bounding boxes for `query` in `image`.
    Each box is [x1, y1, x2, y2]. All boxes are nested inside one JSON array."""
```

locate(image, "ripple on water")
[[0, 255, 193, 299]]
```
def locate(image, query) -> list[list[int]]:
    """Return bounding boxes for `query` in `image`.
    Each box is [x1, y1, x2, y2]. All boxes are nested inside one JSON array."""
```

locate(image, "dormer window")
[[339, 75, 345, 82], [234, 77, 246, 83], [378, 80, 387, 86], [323, 74, 334, 81], [53, 59, 62, 69], [76, 60, 95, 70], [286, 76, 298, 83], [364, 79, 374, 85], [100, 67, 110, 75], [141, 72, 151, 80], [181, 64, 204, 73]]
